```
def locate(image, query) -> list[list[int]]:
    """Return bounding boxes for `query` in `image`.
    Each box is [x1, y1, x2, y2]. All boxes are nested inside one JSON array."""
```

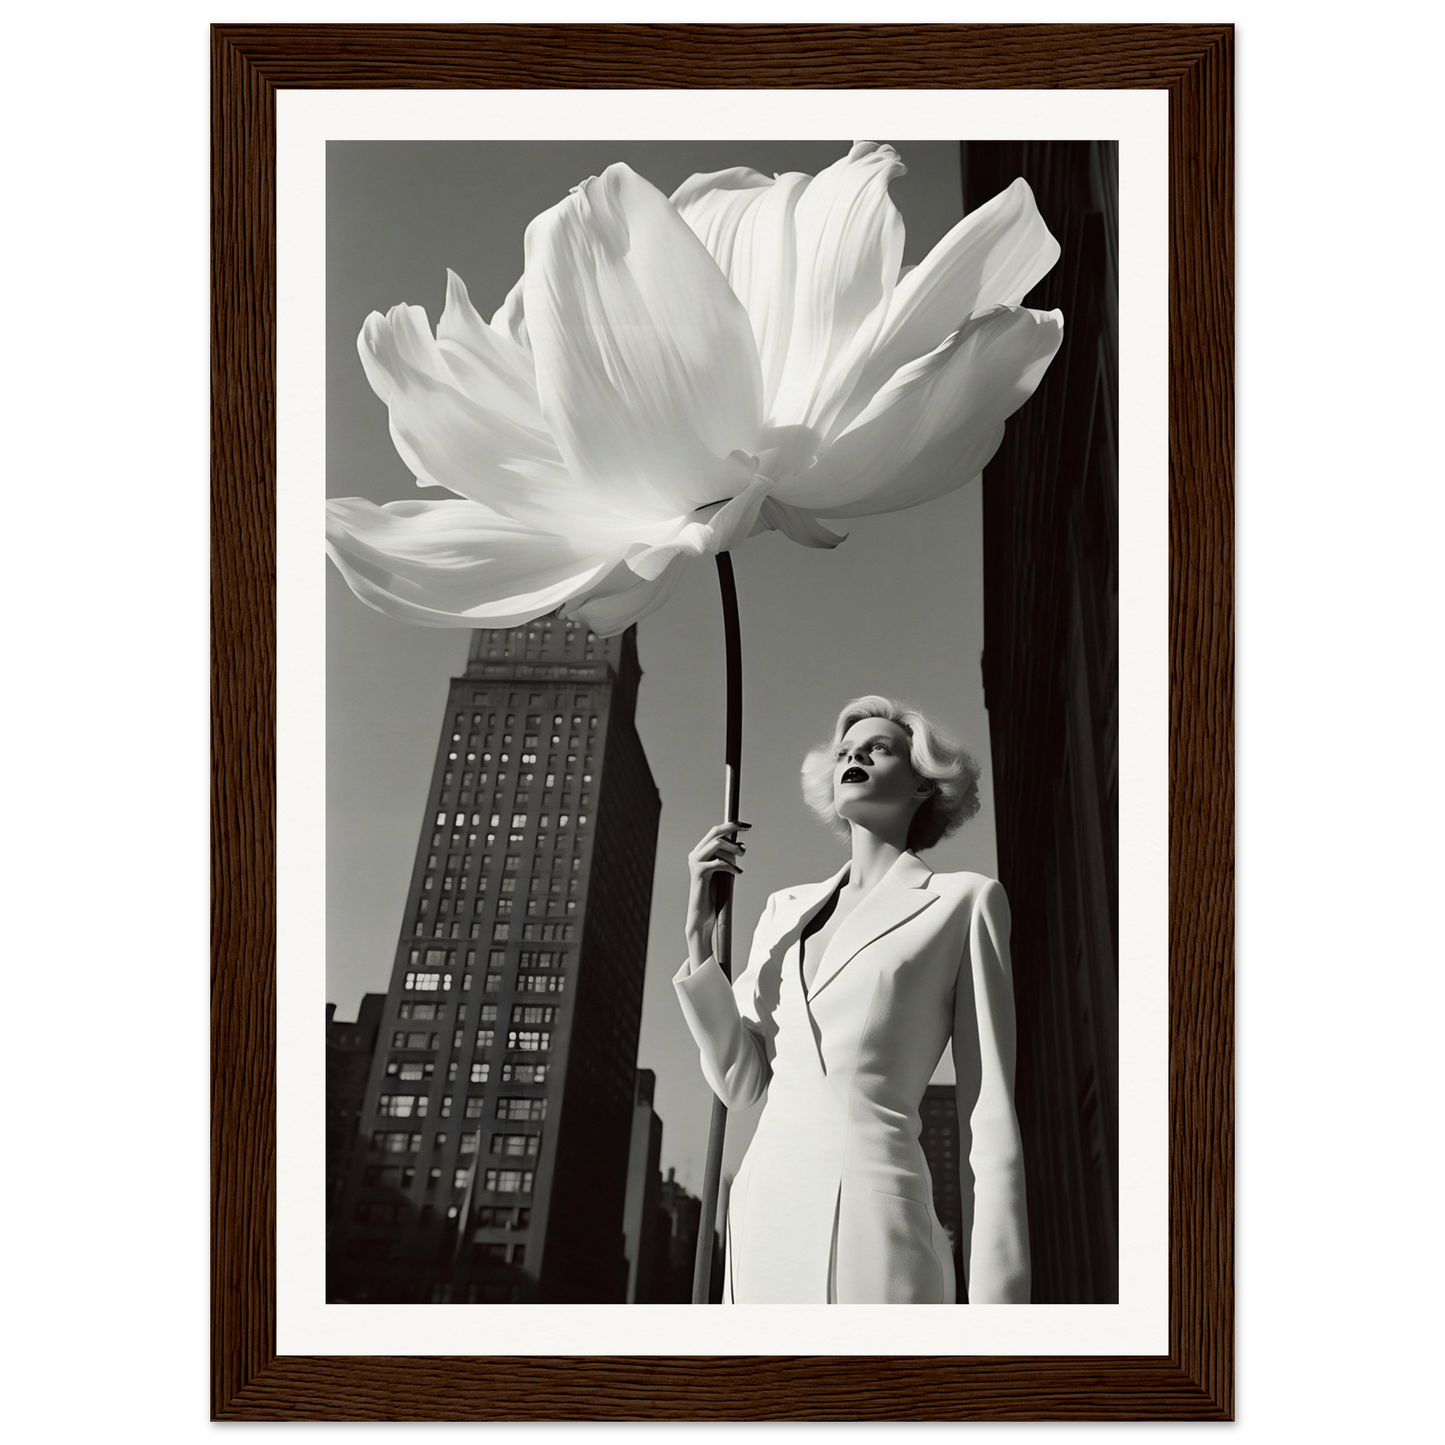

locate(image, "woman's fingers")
[[693, 858, 743, 877], [690, 828, 748, 860]]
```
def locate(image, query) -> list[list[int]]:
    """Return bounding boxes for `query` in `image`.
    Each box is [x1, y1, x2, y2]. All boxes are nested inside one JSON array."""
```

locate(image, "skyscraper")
[[329, 618, 661, 1303], [969, 140, 1120, 1302]]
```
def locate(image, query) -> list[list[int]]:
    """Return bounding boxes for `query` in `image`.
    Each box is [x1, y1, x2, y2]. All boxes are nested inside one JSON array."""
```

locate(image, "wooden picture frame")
[[212, 22, 1232, 1420]]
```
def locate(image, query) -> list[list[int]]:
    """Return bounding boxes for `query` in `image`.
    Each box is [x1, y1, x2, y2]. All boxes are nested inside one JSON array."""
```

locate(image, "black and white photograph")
[[320, 135, 1121, 1314]]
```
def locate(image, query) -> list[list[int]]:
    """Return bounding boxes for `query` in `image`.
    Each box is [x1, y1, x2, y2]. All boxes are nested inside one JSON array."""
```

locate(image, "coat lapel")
[[805, 851, 937, 1002], [771, 866, 850, 942]]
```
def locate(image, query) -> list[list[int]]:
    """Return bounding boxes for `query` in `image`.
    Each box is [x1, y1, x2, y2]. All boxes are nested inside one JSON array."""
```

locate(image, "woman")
[[675, 696, 1029, 1304]]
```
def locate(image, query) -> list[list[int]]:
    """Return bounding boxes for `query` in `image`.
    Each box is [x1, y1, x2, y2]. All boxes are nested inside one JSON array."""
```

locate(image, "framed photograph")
[[213, 23, 1232, 1421]]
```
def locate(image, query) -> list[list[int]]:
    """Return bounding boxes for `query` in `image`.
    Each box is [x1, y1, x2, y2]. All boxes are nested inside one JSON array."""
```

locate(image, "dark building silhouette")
[[967, 140, 1120, 1303], [918, 1084, 967, 1298], [329, 619, 661, 1303], [646, 1167, 721, 1303], [325, 993, 385, 1236], [622, 1069, 664, 1304]]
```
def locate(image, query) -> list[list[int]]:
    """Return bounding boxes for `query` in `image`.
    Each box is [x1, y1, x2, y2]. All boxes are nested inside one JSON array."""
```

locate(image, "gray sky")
[[327, 140, 1000, 1195]]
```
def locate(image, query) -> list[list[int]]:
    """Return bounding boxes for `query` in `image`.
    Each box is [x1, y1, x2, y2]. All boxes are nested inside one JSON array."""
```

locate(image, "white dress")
[[674, 849, 1029, 1304]]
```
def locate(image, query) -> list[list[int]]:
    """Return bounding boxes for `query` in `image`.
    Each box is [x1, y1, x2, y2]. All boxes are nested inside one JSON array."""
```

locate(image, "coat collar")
[[776, 851, 938, 1002]]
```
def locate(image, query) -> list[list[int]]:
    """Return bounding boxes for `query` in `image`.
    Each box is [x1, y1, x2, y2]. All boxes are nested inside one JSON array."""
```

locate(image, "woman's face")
[[832, 717, 928, 831]]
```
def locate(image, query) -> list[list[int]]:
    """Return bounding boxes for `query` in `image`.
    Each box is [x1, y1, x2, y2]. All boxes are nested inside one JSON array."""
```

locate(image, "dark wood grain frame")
[[212, 23, 1232, 1421]]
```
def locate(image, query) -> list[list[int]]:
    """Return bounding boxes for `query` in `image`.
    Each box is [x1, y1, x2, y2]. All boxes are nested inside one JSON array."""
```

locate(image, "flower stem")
[[691, 552, 743, 1304]]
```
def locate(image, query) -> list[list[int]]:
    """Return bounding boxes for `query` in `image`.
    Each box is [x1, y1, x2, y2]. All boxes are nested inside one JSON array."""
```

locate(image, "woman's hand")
[[684, 821, 751, 968]]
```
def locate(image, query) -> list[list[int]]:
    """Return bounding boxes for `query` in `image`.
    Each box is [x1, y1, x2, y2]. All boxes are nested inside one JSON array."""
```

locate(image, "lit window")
[[496, 898, 513, 916], [404, 972, 441, 992], [378, 1094, 428, 1118], [516, 973, 565, 994], [490, 1133, 540, 1157], [492, 922, 510, 941], [500, 1061, 547, 1084], [507, 1030, 550, 1052], [474, 1029, 495, 1050], [484, 1168, 534, 1194], [464, 1096, 486, 1119], [459, 1132, 479, 1155], [480, 1004, 498, 1023], [453, 1169, 471, 1190], [511, 1005, 557, 1025], [496, 1097, 547, 1121], [370, 1131, 423, 1154], [386, 1060, 434, 1082], [436, 811, 447, 826]]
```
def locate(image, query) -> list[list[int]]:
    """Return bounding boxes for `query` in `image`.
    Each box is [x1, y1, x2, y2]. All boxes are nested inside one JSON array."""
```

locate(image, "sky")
[[326, 139, 1007, 1194]]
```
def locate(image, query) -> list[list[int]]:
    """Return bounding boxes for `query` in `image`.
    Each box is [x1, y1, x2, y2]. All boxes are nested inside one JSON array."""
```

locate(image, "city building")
[[968, 140, 1121, 1302], [621, 1069, 663, 1304], [651, 1167, 721, 1304], [918, 1084, 966, 1297], [329, 618, 661, 1303], [325, 993, 385, 1237]]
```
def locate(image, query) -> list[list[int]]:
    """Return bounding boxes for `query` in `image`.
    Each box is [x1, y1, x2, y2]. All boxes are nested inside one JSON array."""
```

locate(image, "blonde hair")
[[800, 695, 982, 852]]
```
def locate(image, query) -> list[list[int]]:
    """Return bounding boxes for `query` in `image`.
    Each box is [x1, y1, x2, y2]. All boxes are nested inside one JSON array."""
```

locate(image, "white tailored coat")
[[674, 850, 1029, 1304]]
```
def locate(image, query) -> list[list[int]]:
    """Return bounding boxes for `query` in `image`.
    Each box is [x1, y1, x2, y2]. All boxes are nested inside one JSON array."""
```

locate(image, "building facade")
[[917, 1084, 967, 1298], [621, 1069, 663, 1304], [325, 993, 385, 1238], [968, 140, 1120, 1302], [329, 619, 661, 1303]]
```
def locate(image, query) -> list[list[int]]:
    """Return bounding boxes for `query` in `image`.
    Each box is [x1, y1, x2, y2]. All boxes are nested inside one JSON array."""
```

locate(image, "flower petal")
[[777, 305, 1064, 516], [755, 497, 848, 549], [523, 162, 763, 518], [436, 269, 540, 423], [767, 142, 906, 438], [357, 304, 610, 534], [622, 475, 774, 582], [566, 555, 691, 638], [325, 496, 614, 628], [671, 166, 810, 418], [840, 178, 1060, 434], [490, 274, 529, 350]]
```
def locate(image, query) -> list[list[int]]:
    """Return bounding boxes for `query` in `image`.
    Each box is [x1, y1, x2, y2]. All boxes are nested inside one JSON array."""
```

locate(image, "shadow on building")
[[967, 140, 1120, 1303], [327, 620, 660, 1303]]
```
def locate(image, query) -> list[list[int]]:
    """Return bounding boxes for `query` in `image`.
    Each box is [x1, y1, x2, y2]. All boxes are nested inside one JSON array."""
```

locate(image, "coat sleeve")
[[672, 892, 778, 1110], [952, 878, 1031, 1303]]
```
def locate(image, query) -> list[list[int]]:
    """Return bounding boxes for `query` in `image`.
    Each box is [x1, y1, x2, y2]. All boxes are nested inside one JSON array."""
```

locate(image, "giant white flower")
[[327, 142, 1063, 635]]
